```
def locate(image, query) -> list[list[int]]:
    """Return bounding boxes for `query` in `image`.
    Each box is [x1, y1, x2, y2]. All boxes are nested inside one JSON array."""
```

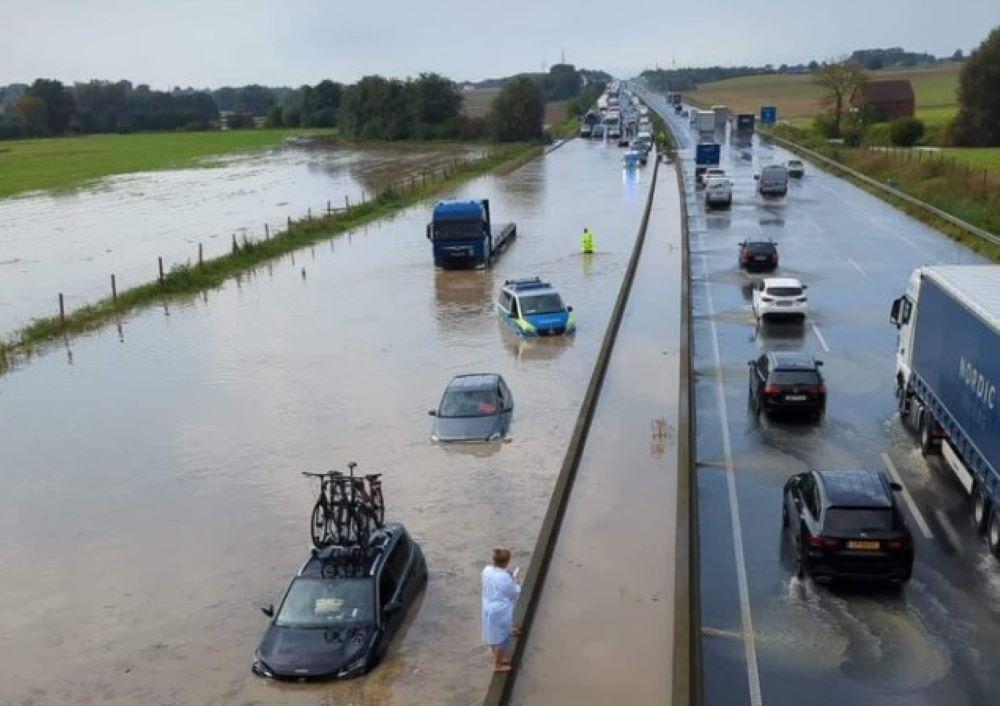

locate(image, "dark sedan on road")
[[430, 373, 513, 442], [738, 239, 779, 272], [783, 470, 914, 584], [749, 351, 825, 420], [253, 524, 427, 680]]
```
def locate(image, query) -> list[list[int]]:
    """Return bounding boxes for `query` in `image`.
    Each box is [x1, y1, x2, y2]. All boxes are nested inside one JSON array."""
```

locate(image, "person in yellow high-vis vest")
[[581, 227, 595, 254]]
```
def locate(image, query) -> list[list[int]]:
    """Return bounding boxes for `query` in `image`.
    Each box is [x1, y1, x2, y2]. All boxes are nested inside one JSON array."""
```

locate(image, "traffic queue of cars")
[[689, 104, 918, 586], [581, 83, 655, 169]]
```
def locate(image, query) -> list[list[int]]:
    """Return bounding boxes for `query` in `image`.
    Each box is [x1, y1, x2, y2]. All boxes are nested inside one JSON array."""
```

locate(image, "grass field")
[[687, 63, 962, 124], [0, 128, 335, 199], [942, 148, 1000, 168]]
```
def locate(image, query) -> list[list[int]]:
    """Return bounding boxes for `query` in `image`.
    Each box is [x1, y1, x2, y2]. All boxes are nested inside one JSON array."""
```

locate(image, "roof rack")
[[504, 277, 549, 291]]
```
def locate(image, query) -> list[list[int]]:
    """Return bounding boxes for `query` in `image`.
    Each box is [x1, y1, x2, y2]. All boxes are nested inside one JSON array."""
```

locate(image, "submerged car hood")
[[434, 414, 504, 442], [257, 624, 373, 678]]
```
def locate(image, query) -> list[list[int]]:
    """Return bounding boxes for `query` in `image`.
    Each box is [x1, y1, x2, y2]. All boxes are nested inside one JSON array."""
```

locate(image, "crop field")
[[461, 87, 502, 117], [685, 63, 961, 124], [0, 128, 335, 199]]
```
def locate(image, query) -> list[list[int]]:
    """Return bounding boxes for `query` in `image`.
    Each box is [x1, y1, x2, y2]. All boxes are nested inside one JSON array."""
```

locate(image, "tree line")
[[0, 62, 597, 143]]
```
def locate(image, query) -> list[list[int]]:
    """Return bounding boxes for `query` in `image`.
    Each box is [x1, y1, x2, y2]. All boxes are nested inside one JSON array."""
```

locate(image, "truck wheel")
[[974, 485, 992, 535], [919, 412, 940, 457], [988, 510, 1000, 558]]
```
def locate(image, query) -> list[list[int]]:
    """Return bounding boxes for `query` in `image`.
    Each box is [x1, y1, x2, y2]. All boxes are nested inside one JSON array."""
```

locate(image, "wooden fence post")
[[265, 223, 270, 240], [287, 216, 292, 231], [232, 233, 238, 253], [345, 195, 350, 210], [327, 200, 331, 215], [158, 257, 164, 284], [198, 243, 203, 265], [59, 293, 65, 325], [111, 274, 117, 303], [308, 207, 312, 220]]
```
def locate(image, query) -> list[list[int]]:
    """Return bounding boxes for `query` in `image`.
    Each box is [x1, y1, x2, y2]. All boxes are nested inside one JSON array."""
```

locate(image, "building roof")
[[853, 80, 915, 104]]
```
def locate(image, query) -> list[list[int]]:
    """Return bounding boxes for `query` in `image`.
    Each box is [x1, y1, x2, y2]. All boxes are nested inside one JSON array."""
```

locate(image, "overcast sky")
[[2, 0, 997, 88]]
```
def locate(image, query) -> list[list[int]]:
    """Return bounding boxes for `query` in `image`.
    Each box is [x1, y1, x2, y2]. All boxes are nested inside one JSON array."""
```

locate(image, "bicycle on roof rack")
[[303, 462, 385, 549]]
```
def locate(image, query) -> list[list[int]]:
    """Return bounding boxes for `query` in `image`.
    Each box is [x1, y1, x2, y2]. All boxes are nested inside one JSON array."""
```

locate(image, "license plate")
[[785, 395, 807, 401], [754, 256, 768, 261], [847, 540, 880, 550], [777, 301, 792, 306]]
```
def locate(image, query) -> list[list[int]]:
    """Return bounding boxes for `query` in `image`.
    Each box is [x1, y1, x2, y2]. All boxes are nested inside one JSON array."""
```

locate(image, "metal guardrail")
[[763, 131, 1000, 248], [482, 151, 662, 706]]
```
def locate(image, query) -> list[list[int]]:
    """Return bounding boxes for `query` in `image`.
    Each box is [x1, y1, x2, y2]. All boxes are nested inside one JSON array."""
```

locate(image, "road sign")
[[760, 106, 778, 124]]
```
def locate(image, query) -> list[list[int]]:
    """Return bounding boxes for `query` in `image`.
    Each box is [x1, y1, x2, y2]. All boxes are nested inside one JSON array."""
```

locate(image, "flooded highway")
[[0, 138, 652, 705], [511, 164, 683, 705], [0, 141, 483, 336], [643, 91, 1000, 705]]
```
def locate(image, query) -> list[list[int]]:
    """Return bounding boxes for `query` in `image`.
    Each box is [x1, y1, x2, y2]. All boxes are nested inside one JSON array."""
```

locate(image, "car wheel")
[[919, 411, 939, 457], [974, 484, 992, 535], [988, 509, 1000, 558]]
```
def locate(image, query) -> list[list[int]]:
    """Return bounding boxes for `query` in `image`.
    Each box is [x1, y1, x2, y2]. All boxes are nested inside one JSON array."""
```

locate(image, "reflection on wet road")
[[0, 138, 650, 705], [644, 92, 1000, 706], [0, 142, 482, 335]]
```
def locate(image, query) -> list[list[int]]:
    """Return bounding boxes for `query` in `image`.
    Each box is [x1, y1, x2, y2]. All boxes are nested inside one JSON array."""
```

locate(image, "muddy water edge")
[[0, 139, 650, 705]]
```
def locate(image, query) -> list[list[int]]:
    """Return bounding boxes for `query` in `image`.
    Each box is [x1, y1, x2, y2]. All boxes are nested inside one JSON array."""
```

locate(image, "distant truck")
[[694, 142, 721, 182], [711, 105, 728, 130], [695, 110, 715, 134], [891, 266, 1000, 554], [427, 199, 516, 269], [735, 113, 755, 135], [666, 92, 682, 105]]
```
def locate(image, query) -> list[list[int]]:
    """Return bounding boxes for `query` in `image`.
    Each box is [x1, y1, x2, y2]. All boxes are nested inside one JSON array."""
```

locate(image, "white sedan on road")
[[752, 277, 809, 322]]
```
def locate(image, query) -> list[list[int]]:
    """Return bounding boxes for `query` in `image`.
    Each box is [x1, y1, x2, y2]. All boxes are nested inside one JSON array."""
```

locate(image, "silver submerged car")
[[429, 373, 513, 442]]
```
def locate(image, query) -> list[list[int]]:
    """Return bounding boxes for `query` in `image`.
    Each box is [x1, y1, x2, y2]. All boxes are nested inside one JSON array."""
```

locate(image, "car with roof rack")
[[252, 523, 427, 680], [497, 277, 575, 337], [782, 469, 913, 584]]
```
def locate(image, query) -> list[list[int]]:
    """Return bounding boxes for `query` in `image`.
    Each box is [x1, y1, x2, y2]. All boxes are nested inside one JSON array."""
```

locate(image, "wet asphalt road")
[[512, 163, 683, 705], [641, 89, 1000, 706], [0, 139, 649, 705]]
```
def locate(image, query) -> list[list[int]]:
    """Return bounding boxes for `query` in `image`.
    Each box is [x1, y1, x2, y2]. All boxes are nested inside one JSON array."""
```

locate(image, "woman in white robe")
[[481, 546, 522, 672]]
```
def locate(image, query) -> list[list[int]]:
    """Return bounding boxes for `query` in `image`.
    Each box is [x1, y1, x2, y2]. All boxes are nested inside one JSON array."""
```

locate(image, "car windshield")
[[747, 242, 775, 254], [772, 370, 820, 385], [519, 293, 565, 315], [440, 387, 500, 417], [766, 287, 802, 297], [824, 508, 894, 534], [434, 222, 481, 240], [275, 578, 375, 628]]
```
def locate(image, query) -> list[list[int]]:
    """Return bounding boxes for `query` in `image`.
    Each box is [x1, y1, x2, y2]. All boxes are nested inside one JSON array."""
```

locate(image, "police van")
[[497, 278, 576, 337]]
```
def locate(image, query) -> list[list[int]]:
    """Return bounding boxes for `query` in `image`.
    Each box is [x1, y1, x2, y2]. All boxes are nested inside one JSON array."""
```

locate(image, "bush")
[[889, 117, 925, 147], [863, 122, 892, 146], [842, 124, 863, 147], [812, 113, 839, 138]]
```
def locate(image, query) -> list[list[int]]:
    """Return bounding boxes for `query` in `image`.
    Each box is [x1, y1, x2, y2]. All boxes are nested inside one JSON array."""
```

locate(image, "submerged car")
[[430, 373, 513, 442], [752, 277, 808, 322], [253, 524, 427, 680], [783, 470, 913, 584], [498, 277, 575, 337], [749, 351, 826, 419]]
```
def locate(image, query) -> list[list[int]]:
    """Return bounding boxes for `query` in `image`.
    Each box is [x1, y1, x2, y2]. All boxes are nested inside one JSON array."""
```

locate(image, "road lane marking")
[[881, 452, 935, 540], [810, 323, 831, 353], [702, 626, 743, 640], [700, 251, 764, 706], [933, 508, 964, 553], [847, 257, 867, 277]]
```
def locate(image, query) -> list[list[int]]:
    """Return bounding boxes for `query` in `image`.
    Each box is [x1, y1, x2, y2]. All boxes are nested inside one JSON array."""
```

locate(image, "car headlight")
[[337, 655, 369, 678], [252, 652, 274, 678]]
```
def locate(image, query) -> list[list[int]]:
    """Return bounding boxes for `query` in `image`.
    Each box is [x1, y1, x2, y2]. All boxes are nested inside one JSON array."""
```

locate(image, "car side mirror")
[[889, 297, 902, 326], [815, 360, 824, 366], [384, 600, 403, 616], [754, 174, 760, 180], [889, 482, 903, 492], [802, 284, 809, 290], [261, 604, 275, 618], [567, 306, 573, 312], [428, 409, 437, 416], [747, 360, 754, 366]]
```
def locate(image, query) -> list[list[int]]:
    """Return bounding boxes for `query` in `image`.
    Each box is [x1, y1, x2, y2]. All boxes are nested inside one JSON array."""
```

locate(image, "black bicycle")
[[304, 462, 385, 548]]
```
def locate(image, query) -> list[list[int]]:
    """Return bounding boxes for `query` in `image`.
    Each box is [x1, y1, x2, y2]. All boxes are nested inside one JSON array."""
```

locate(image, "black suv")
[[253, 523, 427, 680], [783, 470, 914, 584], [738, 239, 778, 272], [749, 351, 825, 419]]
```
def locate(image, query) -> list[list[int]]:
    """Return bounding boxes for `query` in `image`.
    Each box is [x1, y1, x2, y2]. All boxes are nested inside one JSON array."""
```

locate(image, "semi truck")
[[711, 105, 728, 130], [735, 113, 755, 134], [890, 265, 1000, 554], [666, 92, 682, 105], [426, 199, 516, 269], [695, 110, 715, 135]]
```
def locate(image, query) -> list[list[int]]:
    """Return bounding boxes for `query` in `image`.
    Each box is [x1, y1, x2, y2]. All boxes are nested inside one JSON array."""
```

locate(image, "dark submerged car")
[[738, 239, 778, 272], [783, 470, 914, 584], [749, 351, 826, 420], [253, 524, 427, 680], [430, 373, 513, 442]]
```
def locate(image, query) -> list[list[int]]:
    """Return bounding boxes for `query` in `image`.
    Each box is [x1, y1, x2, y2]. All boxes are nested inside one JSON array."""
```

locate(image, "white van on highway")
[[756, 164, 788, 197]]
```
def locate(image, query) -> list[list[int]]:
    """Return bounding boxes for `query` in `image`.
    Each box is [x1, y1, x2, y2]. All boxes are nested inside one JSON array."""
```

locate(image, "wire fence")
[[865, 145, 1000, 189]]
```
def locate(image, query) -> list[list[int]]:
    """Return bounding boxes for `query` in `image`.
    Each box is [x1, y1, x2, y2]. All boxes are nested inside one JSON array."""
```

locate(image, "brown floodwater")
[[0, 139, 652, 705], [0, 141, 483, 337]]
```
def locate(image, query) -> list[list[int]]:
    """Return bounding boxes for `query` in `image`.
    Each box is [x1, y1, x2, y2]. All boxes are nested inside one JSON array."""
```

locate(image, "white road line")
[[810, 323, 831, 353], [847, 257, 867, 277], [700, 251, 764, 706], [881, 452, 935, 540], [933, 508, 964, 553]]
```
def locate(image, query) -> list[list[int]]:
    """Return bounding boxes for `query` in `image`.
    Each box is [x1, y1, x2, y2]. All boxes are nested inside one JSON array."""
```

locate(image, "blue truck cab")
[[497, 277, 576, 337], [426, 199, 516, 269]]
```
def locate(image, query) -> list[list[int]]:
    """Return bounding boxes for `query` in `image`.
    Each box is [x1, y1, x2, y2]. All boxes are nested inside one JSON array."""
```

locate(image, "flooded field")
[[0, 141, 483, 336], [0, 139, 651, 705]]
